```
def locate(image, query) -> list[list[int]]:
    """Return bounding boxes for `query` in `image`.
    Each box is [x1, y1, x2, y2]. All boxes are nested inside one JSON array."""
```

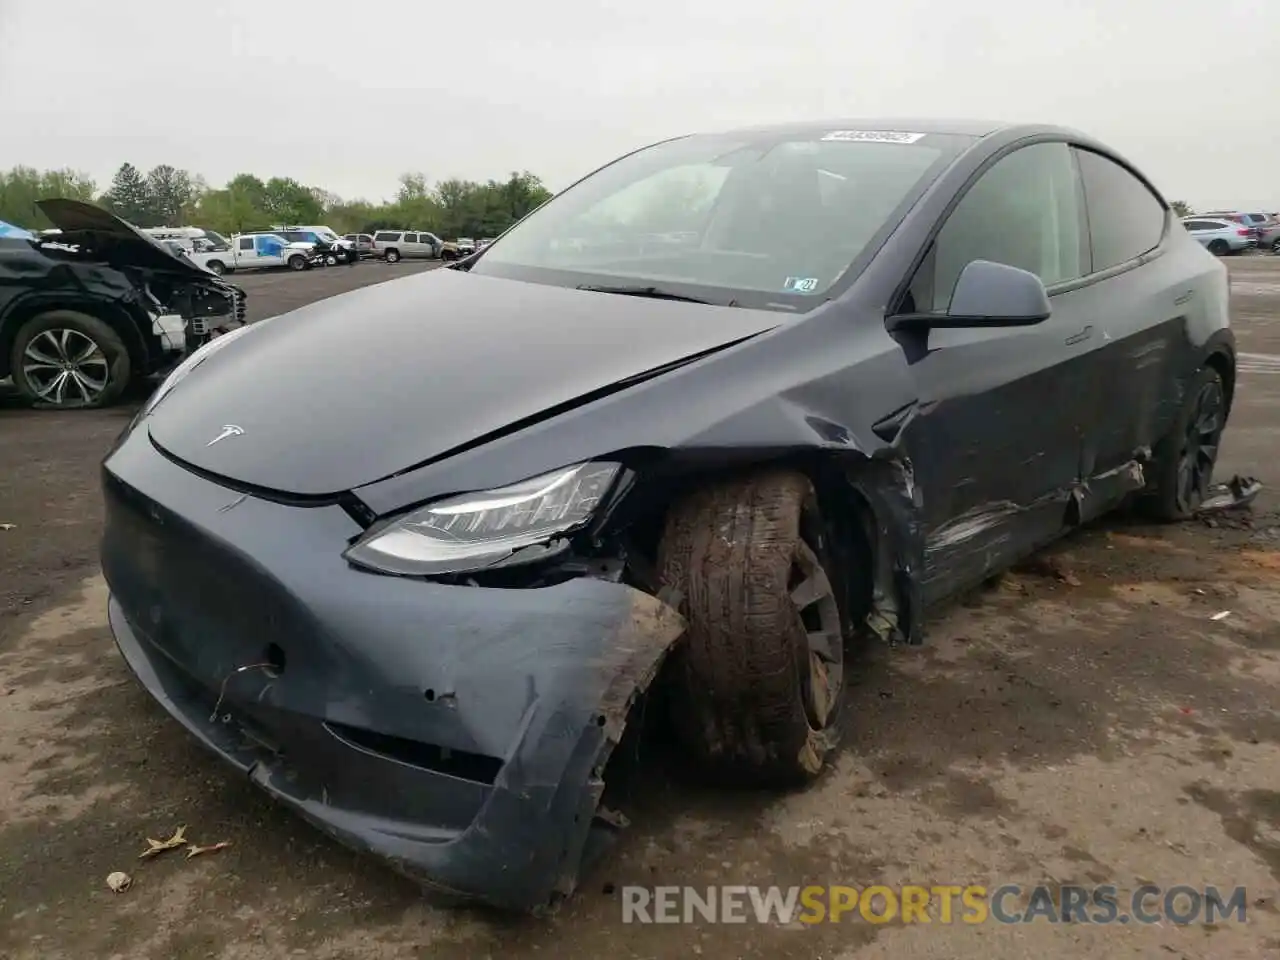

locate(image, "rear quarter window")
[[374, 232, 400, 242], [1075, 148, 1166, 272]]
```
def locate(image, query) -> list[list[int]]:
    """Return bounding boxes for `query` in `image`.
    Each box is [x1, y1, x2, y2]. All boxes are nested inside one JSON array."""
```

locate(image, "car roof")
[[703, 117, 1037, 139]]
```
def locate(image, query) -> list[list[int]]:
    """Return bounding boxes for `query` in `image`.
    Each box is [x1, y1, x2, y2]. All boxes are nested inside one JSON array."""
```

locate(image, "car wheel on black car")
[[1144, 365, 1228, 520], [658, 470, 845, 784], [10, 309, 130, 410], [1207, 239, 1229, 256]]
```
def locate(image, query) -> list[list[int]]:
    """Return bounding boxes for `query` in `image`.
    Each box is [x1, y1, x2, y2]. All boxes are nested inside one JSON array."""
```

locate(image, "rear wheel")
[[385, 248, 401, 263], [1208, 239, 1230, 256], [10, 310, 130, 410], [658, 470, 845, 784], [1144, 365, 1227, 520]]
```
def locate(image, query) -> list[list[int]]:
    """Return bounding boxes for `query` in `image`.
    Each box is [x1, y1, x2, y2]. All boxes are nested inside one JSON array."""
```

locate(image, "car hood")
[[146, 269, 780, 496], [36, 198, 216, 281]]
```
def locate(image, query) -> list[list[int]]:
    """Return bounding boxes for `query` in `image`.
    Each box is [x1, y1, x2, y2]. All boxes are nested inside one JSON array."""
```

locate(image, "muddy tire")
[[1143, 365, 1227, 521], [657, 470, 845, 784], [10, 309, 131, 410]]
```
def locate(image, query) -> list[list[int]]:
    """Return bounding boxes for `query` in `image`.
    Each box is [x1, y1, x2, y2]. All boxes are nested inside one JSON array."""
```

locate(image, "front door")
[[889, 141, 1097, 602]]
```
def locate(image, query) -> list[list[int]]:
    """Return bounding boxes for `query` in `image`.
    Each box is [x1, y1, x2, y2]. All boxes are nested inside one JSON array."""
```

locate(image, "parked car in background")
[[344, 233, 378, 258], [274, 226, 359, 265], [1251, 218, 1280, 253], [478, 237, 497, 250], [1199, 211, 1272, 244], [455, 237, 477, 256], [101, 119, 1245, 913], [190, 232, 317, 274], [1181, 217, 1255, 255], [371, 230, 441, 262], [1, 199, 244, 410]]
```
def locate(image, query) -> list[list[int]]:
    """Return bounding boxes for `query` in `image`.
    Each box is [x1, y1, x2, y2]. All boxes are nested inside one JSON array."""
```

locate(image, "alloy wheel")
[[21, 328, 111, 406], [1175, 378, 1225, 514], [789, 536, 844, 730]]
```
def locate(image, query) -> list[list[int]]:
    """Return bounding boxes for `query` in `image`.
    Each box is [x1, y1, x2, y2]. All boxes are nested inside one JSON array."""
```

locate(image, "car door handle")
[[1064, 325, 1093, 346]]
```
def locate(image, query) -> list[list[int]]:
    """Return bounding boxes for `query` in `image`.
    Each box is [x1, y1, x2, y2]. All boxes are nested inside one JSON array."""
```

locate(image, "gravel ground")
[[2, 255, 1280, 960]]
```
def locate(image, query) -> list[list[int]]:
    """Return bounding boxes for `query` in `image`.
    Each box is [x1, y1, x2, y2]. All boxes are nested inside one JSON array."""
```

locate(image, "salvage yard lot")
[[2, 257, 1280, 959]]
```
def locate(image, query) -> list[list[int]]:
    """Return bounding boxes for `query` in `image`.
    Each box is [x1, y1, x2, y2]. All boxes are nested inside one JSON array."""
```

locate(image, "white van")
[[141, 226, 231, 252]]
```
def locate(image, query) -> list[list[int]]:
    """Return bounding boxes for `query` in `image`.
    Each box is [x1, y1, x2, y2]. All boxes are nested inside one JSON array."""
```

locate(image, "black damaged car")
[[102, 119, 1245, 912], [1, 200, 245, 409]]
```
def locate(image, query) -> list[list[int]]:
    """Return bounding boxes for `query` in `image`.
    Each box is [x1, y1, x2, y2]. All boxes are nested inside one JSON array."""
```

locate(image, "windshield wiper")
[[575, 283, 724, 305]]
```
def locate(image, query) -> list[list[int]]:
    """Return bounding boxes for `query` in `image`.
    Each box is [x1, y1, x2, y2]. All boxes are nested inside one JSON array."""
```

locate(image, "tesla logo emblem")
[[207, 424, 244, 447]]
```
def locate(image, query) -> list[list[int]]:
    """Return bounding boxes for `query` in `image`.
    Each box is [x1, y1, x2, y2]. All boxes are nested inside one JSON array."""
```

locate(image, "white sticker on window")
[[820, 130, 926, 144], [783, 276, 820, 293]]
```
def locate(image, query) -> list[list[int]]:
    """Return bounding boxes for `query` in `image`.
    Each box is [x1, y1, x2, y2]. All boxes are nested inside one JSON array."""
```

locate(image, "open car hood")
[[36, 198, 217, 281], [145, 269, 779, 496]]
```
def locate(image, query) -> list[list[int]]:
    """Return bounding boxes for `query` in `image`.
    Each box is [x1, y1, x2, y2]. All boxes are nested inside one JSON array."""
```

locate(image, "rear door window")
[[1074, 149, 1167, 272], [374, 232, 400, 242]]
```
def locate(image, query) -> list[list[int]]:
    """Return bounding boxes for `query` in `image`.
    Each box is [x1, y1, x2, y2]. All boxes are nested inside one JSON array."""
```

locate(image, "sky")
[[0, 0, 1276, 210]]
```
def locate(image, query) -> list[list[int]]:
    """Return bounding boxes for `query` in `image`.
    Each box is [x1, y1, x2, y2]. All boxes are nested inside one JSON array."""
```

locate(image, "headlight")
[[136, 321, 256, 421], [344, 461, 621, 576]]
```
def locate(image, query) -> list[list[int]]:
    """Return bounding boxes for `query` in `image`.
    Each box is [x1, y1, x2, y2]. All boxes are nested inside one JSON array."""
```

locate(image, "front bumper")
[[101, 426, 684, 912]]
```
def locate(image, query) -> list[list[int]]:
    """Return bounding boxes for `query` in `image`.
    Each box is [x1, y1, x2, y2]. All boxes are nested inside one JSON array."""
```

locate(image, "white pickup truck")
[[188, 233, 317, 275]]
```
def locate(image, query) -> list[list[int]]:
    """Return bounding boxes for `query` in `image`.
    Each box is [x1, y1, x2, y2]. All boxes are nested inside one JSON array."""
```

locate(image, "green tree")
[[0, 166, 96, 228], [261, 177, 323, 225], [103, 162, 153, 225], [144, 164, 195, 225], [1170, 200, 1193, 218]]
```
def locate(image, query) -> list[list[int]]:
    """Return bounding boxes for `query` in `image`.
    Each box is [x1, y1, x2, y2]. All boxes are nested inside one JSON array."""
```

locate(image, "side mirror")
[[888, 259, 1051, 332]]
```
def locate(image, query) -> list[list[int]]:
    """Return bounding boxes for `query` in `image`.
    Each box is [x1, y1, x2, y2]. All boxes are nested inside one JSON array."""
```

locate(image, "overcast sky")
[[0, 0, 1275, 209]]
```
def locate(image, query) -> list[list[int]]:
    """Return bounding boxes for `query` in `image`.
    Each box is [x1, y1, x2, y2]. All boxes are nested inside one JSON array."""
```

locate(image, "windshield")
[[471, 130, 970, 308]]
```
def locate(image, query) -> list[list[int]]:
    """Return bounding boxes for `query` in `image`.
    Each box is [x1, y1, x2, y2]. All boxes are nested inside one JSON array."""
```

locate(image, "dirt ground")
[[3, 256, 1280, 959]]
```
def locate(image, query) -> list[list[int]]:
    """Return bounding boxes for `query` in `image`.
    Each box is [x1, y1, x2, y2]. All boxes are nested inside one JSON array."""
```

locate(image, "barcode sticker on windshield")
[[820, 130, 926, 144]]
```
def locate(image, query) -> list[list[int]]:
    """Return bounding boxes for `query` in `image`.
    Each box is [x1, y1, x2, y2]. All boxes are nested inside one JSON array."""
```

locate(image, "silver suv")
[[371, 230, 442, 262]]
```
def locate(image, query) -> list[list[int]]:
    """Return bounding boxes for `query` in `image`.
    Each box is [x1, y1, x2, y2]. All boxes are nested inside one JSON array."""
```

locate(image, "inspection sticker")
[[783, 276, 820, 293], [820, 130, 926, 144]]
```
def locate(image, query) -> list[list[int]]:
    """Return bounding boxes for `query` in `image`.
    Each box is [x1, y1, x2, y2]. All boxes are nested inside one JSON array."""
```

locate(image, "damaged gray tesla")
[[102, 119, 1250, 912]]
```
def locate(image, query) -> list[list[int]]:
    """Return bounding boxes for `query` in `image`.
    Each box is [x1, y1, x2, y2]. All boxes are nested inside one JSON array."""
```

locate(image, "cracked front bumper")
[[101, 427, 684, 912]]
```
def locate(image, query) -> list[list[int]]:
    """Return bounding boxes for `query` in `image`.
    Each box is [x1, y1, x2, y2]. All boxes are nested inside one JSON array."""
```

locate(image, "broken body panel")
[[103, 120, 1250, 912]]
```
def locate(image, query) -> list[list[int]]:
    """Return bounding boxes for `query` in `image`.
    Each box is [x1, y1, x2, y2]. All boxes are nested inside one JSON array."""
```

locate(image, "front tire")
[[658, 470, 845, 784], [9, 310, 130, 410], [206, 260, 226, 275], [288, 254, 307, 271], [1208, 239, 1230, 256], [1144, 365, 1227, 520]]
